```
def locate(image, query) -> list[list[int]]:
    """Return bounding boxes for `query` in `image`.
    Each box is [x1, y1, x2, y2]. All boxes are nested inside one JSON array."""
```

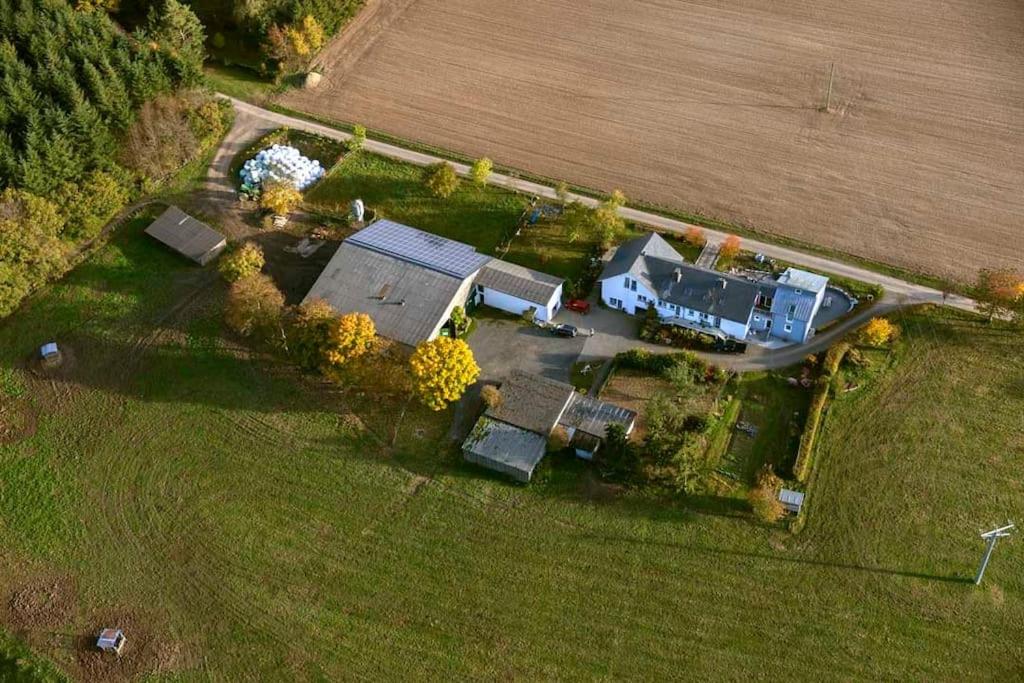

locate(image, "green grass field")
[[1, 203, 1022, 678]]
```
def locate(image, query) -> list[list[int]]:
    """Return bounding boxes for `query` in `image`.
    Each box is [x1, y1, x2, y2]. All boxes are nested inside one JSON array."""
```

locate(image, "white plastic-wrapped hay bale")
[[239, 145, 325, 193]]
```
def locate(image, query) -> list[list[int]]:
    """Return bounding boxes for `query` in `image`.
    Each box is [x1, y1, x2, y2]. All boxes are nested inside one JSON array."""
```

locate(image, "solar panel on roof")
[[347, 220, 490, 278]]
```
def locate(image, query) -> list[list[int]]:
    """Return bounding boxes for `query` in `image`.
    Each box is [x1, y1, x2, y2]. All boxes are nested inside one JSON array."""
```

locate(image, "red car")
[[564, 299, 591, 314]]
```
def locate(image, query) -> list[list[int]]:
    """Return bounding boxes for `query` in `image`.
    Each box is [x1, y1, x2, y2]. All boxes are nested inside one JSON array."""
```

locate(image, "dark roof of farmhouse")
[[600, 233, 761, 323]]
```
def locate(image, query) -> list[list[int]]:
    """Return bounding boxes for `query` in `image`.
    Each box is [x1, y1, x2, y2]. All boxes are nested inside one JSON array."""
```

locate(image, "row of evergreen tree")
[[0, 0, 201, 195], [0, 0, 222, 318]]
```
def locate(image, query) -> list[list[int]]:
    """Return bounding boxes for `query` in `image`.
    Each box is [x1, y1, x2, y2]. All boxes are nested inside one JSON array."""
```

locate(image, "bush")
[[322, 312, 376, 367], [480, 384, 502, 409], [683, 414, 709, 433], [470, 157, 493, 187], [348, 124, 367, 151], [684, 226, 707, 248], [225, 273, 285, 339], [793, 343, 850, 482], [748, 486, 785, 523], [547, 425, 570, 452], [219, 242, 265, 283], [719, 234, 741, 261], [858, 317, 899, 347], [0, 189, 68, 317], [289, 298, 337, 368], [424, 162, 460, 199], [260, 180, 303, 215]]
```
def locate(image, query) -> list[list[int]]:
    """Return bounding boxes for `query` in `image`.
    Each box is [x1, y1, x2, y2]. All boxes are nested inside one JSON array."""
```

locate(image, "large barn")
[[303, 220, 564, 346]]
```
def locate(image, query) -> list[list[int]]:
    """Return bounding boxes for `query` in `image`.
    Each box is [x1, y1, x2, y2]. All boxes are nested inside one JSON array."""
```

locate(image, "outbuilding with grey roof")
[[145, 206, 227, 266], [473, 260, 564, 322]]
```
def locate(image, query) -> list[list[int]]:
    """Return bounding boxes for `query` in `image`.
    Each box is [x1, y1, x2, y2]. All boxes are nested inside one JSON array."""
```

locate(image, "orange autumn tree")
[[719, 234, 741, 261], [684, 226, 706, 248]]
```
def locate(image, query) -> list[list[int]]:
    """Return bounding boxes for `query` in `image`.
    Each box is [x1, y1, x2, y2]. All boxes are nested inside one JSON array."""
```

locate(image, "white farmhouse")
[[597, 233, 828, 344]]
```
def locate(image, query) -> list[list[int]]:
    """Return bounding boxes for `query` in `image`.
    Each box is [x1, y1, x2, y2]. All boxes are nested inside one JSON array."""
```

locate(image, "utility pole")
[[823, 62, 835, 112], [975, 523, 1014, 586]]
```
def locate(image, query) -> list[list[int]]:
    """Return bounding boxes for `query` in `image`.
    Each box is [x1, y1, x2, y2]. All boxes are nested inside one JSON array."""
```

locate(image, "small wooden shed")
[[145, 206, 227, 265]]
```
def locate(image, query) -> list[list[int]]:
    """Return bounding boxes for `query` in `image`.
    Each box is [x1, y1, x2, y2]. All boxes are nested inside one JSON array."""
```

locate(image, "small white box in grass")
[[96, 628, 126, 655]]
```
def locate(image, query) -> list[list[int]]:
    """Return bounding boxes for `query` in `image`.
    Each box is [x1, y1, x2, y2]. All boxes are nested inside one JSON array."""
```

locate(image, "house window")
[[609, 297, 622, 308], [784, 323, 793, 333], [787, 303, 796, 322], [795, 289, 802, 295], [624, 277, 637, 292]]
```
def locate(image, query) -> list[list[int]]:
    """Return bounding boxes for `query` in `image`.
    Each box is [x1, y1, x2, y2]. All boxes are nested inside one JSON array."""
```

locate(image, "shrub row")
[[793, 343, 850, 483]]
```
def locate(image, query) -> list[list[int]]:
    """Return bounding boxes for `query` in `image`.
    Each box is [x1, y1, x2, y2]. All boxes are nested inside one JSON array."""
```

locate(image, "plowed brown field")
[[281, 0, 1024, 280]]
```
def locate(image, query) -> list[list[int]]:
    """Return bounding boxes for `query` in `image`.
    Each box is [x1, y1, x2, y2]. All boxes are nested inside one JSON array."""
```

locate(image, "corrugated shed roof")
[[776, 268, 829, 293], [348, 219, 491, 278], [145, 206, 226, 265], [475, 260, 564, 305], [559, 394, 637, 438], [302, 242, 466, 346], [462, 416, 548, 482], [771, 286, 817, 322], [485, 370, 574, 435]]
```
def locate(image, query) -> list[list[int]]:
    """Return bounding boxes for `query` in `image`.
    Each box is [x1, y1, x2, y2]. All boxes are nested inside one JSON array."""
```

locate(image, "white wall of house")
[[477, 284, 563, 321], [601, 276, 751, 340], [600, 276, 657, 315]]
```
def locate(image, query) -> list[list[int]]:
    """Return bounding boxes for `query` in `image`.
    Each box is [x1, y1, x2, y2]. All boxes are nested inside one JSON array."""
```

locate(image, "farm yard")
[[0, 203, 1022, 678], [281, 0, 1024, 281]]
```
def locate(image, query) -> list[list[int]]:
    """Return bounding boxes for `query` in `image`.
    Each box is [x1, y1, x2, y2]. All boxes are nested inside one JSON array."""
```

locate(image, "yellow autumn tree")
[[409, 337, 480, 411], [858, 317, 899, 346], [260, 180, 302, 215], [323, 312, 376, 367]]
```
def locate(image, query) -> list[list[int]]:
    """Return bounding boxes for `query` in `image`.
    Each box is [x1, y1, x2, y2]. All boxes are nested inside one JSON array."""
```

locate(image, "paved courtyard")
[[468, 316, 585, 383]]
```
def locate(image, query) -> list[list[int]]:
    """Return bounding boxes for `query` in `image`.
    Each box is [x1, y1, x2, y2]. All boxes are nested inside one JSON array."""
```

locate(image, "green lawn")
[[203, 63, 277, 103], [306, 151, 528, 256], [0, 210, 1022, 679]]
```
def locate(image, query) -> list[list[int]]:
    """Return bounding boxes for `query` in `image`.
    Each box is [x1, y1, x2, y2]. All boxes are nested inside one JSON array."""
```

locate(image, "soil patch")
[[7, 576, 76, 633]]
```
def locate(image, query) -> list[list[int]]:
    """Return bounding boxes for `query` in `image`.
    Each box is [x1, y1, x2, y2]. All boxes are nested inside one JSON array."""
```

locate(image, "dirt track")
[[281, 0, 1024, 280]]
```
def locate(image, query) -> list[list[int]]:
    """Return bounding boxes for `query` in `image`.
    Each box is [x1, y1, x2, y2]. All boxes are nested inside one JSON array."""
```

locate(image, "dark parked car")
[[549, 323, 578, 338], [564, 299, 591, 314]]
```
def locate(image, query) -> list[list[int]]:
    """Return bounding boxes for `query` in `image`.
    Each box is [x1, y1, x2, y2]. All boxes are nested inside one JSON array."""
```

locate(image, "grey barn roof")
[[462, 417, 548, 483], [475, 260, 564, 305], [348, 219, 491, 278], [303, 242, 467, 346], [559, 393, 637, 439], [485, 370, 575, 436], [145, 206, 226, 265]]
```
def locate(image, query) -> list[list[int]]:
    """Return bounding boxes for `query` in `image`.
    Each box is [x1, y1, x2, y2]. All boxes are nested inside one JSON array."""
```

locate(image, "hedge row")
[[793, 343, 850, 483]]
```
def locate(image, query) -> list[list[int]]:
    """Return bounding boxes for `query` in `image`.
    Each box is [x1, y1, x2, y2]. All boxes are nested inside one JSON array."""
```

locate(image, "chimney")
[[674, 268, 682, 283]]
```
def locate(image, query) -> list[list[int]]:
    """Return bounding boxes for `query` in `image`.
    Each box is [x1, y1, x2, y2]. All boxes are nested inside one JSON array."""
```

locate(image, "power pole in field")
[[823, 62, 835, 112], [975, 523, 1014, 586]]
